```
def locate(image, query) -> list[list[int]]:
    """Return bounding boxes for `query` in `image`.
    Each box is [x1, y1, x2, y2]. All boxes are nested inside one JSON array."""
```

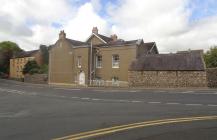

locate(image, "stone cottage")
[[129, 50, 207, 87]]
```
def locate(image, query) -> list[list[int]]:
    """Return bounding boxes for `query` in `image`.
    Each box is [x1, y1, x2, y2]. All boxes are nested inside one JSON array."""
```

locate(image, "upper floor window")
[[112, 54, 120, 68], [77, 56, 81, 68], [96, 55, 102, 68]]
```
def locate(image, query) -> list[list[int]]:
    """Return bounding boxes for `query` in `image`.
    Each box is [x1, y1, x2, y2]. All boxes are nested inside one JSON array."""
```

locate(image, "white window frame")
[[96, 55, 102, 68], [112, 54, 120, 68], [77, 56, 81, 68]]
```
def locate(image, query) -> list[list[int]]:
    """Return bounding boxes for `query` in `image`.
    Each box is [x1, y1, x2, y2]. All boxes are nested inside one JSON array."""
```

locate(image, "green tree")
[[0, 41, 23, 74], [39, 64, 48, 74], [204, 46, 217, 68], [22, 60, 40, 75]]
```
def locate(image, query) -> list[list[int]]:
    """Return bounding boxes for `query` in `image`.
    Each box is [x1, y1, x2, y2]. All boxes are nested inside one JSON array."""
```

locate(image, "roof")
[[97, 34, 113, 42], [66, 38, 87, 46], [13, 50, 39, 58], [129, 50, 205, 71]]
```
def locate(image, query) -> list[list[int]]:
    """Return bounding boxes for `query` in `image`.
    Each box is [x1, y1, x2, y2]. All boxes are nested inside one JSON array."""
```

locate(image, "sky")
[[0, 0, 217, 52]]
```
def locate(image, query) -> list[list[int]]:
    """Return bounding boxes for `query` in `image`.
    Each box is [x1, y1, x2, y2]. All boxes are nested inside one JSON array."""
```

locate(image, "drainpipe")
[[48, 51, 51, 85], [89, 40, 93, 86]]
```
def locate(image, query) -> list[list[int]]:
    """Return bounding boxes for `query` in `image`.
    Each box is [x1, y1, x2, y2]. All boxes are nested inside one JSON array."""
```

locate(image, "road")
[[0, 79, 217, 140]]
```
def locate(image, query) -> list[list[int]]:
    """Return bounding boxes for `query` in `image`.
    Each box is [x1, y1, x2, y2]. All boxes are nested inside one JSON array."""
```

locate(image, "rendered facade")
[[49, 27, 158, 86]]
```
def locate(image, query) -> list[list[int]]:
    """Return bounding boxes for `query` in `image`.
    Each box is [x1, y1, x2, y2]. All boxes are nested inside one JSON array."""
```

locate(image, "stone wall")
[[24, 74, 48, 84], [128, 71, 207, 88], [206, 68, 217, 88]]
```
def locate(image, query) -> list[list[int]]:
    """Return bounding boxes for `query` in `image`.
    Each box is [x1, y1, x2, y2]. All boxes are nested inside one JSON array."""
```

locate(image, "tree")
[[204, 46, 217, 68], [22, 60, 40, 75], [0, 41, 23, 74]]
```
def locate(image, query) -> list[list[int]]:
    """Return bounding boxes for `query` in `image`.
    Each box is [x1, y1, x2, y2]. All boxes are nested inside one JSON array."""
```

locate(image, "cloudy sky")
[[0, 0, 217, 52]]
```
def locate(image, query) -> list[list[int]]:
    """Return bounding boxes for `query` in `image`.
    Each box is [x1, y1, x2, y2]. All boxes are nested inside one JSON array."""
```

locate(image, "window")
[[112, 54, 120, 68], [77, 56, 81, 68], [96, 55, 102, 68]]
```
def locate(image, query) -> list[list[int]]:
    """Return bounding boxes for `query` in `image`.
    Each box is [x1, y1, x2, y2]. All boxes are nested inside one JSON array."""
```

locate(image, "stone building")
[[129, 50, 207, 87], [49, 27, 158, 86], [10, 49, 43, 79], [49, 27, 207, 87]]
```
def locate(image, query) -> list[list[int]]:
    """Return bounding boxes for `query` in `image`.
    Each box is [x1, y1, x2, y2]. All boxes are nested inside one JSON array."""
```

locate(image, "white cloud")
[[63, 2, 108, 41], [0, 0, 74, 50], [0, 0, 217, 52], [108, 0, 217, 52]]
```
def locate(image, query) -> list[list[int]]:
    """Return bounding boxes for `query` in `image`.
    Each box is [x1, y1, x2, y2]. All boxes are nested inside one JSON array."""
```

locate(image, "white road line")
[[118, 99, 128, 102], [131, 100, 142, 103], [81, 97, 90, 100], [207, 104, 217, 107], [54, 88, 81, 91], [185, 103, 202, 106], [129, 90, 138, 93], [148, 102, 161, 104], [91, 98, 101, 101], [71, 96, 79, 99], [181, 91, 194, 93], [166, 102, 180, 105]]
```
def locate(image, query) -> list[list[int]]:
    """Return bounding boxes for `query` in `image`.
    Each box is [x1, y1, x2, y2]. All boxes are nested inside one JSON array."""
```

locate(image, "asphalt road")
[[0, 79, 217, 140]]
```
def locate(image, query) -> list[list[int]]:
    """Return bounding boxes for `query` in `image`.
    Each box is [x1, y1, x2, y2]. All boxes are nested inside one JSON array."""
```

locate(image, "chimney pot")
[[59, 30, 66, 39], [111, 34, 118, 41], [92, 27, 98, 34]]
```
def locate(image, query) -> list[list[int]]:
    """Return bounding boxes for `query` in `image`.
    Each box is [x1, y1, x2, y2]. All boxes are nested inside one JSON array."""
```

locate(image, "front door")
[[79, 72, 85, 85]]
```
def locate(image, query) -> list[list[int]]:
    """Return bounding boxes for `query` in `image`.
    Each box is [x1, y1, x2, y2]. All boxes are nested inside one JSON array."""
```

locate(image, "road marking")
[[71, 97, 79, 99], [129, 90, 138, 93], [91, 98, 100, 101], [166, 102, 180, 105], [181, 91, 194, 93], [148, 102, 161, 104], [81, 98, 90, 100], [207, 104, 217, 107], [54, 88, 81, 91], [185, 103, 202, 106], [53, 116, 217, 140], [131, 100, 142, 103]]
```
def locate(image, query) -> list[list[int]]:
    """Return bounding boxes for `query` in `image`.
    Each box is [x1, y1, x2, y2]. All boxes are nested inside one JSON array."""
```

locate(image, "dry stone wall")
[[24, 74, 48, 84], [128, 71, 207, 88]]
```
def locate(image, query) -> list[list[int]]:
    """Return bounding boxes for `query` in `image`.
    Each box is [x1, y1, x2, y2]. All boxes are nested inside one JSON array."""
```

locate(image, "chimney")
[[111, 34, 118, 41], [59, 30, 66, 39], [92, 27, 98, 34]]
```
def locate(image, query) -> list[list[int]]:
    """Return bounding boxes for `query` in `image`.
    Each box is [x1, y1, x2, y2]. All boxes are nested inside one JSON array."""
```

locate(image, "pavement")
[[0, 79, 217, 140]]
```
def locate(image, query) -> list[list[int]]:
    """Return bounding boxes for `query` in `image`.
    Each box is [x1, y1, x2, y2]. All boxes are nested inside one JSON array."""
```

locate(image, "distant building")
[[49, 27, 158, 86], [10, 49, 43, 79]]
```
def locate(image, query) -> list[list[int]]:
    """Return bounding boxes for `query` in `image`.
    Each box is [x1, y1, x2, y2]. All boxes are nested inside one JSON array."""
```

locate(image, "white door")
[[79, 72, 85, 85]]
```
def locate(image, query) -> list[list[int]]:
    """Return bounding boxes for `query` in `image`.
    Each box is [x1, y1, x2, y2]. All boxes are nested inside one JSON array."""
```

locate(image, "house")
[[10, 49, 43, 79], [129, 50, 207, 87], [49, 27, 158, 86]]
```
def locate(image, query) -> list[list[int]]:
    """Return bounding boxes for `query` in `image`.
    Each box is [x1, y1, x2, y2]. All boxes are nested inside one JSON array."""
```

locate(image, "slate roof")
[[129, 50, 205, 71], [13, 50, 39, 58], [66, 39, 87, 46], [97, 34, 113, 43]]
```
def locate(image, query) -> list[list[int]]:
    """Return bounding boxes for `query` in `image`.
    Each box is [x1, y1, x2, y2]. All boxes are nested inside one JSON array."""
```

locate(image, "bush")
[[23, 60, 40, 75]]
